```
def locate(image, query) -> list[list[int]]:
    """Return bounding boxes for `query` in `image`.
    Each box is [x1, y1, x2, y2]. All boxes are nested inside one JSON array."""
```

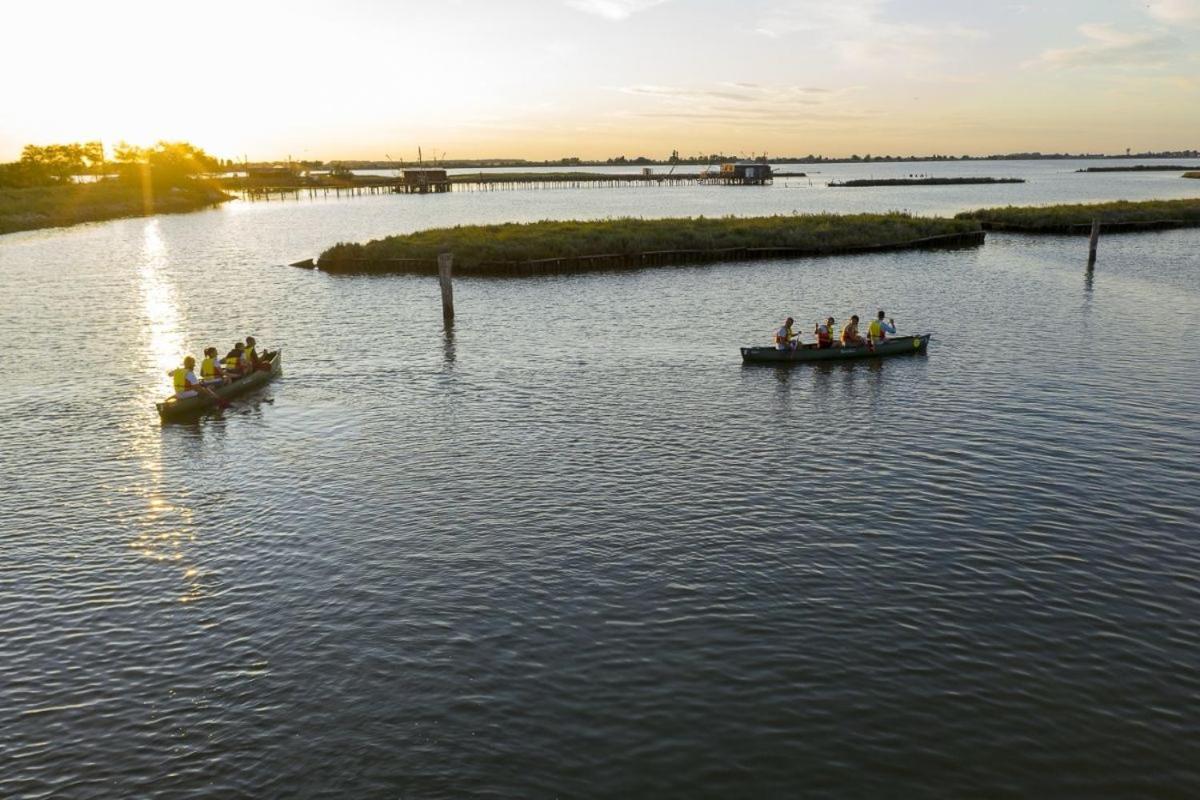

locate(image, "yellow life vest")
[[775, 325, 793, 345], [868, 319, 883, 339], [245, 346, 257, 365], [201, 356, 217, 378], [224, 353, 241, 370], [172, 367, 189, 392]]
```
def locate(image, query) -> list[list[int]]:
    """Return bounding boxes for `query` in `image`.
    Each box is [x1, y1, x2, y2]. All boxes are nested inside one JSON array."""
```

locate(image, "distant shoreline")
[[264, 152, 1200, 171]]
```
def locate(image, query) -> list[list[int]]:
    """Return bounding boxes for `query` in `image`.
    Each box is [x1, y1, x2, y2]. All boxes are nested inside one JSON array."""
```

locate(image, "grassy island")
[[1185, 172, 1200, 179], [956, 198, 1200, 233], [0, 181, 230, 235], [315, 213, 984, 276], [1077, 165, 1200, 172], [828, 177, 1024, 187]]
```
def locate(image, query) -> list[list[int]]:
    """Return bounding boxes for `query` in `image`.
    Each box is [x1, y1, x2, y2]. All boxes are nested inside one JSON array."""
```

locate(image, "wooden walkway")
[[234, 171, 774, 200]]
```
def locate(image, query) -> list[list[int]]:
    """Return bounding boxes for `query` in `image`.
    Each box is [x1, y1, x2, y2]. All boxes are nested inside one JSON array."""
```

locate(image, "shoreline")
[[0, 182, 232, 235], [313, 214, 984, 277]]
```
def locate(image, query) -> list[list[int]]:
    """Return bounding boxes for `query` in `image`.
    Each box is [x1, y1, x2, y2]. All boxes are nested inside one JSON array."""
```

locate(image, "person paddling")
[[774, 317, 800, 352], [868, 310, 896, 343], [200, 347, 226, 385], [169, 356, 227, 407], [244, 336, 274, 371]]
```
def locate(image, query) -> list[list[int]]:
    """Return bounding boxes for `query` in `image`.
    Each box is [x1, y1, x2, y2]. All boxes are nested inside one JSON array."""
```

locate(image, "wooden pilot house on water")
[[699, 161, 774, 186], [395, 167, 451, 194]]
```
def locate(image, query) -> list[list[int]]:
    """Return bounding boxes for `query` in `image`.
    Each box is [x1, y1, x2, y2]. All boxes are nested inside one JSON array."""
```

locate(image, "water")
[[2, 161, 1200, 798]]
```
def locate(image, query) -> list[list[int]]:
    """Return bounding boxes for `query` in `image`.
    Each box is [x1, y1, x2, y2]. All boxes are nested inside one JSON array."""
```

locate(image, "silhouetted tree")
[[113, 141, 220, 187], [18, 141, 104, 183]]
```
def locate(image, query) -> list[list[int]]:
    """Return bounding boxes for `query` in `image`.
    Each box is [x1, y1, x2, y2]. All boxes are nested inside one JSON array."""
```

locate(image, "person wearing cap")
[[774, 317, 799, 351], [170, 357, 202, 399], [169, 355, 228, 407], [168, 356, 225, 405], [814, 316, 835, 349], [868, 310, 896, 343]]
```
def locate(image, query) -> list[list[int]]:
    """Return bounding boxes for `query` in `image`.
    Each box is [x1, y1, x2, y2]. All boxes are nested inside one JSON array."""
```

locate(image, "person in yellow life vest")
[[223, 342, 247, 379], [814, 317, 835, 349], [774, 317, 799, 351], [868, 309, 897, 343], [244, 335, 275, 372], [169, 357, 225, 406], [840, 315, 866, 347], [200, 347, 226, 385]]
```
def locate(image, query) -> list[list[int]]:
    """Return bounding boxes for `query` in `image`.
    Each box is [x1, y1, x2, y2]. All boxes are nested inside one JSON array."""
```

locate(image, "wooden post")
[[438, 252, 455, 321], [1088, 219, 1100, 268]]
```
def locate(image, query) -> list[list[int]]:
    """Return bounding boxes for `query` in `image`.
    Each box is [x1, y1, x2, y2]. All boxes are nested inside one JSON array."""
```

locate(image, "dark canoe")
[[156, 351, 282, 420], [741, 335, 930, 363]]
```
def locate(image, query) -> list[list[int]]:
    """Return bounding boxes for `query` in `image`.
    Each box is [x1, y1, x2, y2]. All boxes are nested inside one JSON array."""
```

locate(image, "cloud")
[[620, 83, 848, 105], [1145, 0, 1200, 25], [1028, 23, 1181, 68], [565, 0, 669, 21], [753, 0, 984, 65], [613, 82, 873, 130]]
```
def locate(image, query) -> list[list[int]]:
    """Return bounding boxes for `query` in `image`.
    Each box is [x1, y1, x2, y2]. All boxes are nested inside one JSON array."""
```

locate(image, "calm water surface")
[[2, 161, 1200, 797]]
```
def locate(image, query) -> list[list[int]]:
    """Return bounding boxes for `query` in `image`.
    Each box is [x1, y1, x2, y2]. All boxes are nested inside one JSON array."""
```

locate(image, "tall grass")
[[318, 213, 980, 272], [956, 198, 1200, 231], [0, 180, 230, 235]]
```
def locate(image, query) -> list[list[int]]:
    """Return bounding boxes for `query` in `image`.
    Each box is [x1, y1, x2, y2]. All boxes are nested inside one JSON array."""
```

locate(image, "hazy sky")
[[2, 0, 1198, 161]]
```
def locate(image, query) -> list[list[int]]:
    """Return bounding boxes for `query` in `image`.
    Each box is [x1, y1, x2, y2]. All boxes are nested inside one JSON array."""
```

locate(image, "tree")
[[113, 140, 220, 186], [19, 141, 105, 183]]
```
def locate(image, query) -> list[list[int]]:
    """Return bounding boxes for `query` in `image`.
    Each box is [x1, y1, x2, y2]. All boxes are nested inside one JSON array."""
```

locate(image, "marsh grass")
[[829, 177, 1023, 187], [0, 180, 230, 235], [318, 213, 981, 273], [956, 198, 1200, 232]]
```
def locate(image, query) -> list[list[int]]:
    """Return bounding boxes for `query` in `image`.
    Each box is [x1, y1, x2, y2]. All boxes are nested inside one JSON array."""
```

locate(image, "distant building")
[[403, 168, 448, 184], [398, 168, 451, 194], [699, 161, 773, 185], [245, 165, 300, 180], [721, 162, 772, 181]]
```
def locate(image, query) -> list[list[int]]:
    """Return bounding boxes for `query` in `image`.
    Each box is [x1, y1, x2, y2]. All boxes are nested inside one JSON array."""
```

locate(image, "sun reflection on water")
[[130, 220, 207, 604], [139, 220, 185, 393]]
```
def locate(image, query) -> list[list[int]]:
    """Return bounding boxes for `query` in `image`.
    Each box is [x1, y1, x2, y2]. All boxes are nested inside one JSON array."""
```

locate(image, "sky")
[[1, 0, 1198, 161]]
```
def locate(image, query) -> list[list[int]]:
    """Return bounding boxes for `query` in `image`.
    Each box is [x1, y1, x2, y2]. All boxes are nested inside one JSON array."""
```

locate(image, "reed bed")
[[956, 198, 1200, 233], [317, 213, 982, 275], [0, 181, 230, 234]]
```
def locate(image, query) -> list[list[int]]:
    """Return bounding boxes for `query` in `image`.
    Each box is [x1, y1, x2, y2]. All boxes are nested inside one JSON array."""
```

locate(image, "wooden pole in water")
[[1088, 219, 1100, 268], [438, 252, 455, 321]]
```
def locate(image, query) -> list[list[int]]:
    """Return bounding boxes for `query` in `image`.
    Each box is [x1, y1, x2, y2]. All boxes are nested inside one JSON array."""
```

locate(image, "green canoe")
[[741, 335, 930, 364], [156, 351, 282, 420]]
